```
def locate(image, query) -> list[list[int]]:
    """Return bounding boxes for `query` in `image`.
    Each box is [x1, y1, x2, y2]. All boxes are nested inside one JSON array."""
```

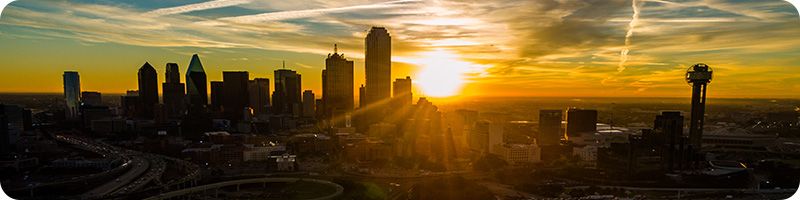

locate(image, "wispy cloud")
[[213, 0, 421, 23], [146, 0, 252, 16]]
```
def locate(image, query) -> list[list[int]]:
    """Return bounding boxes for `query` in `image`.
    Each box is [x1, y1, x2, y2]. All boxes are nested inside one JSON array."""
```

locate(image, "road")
[[81, 157, 150, 198]]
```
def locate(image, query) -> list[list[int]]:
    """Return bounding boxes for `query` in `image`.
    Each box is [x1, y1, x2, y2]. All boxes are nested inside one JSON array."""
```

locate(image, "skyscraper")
[[538, 110, 562, 146], [248, 78, 270, 116], [364, 27, 392, 107], [322, 45, 354, 118], [654, 111, 686, 171], [222, 71, 249, 121], [273, 68, 302, 116], [163, 63, 186, 119], [63, 71, 80, 119], [393, 76, 412, 107], [565, 108, 597, 140], [138, 62, 158, 119], [358, 85, 366, 108], [186, 54, 208, 108], [209, 81, 224, 112], [686, 63, 713, 149], [81, 91, 102, 106], [303, 90, 315, 118]]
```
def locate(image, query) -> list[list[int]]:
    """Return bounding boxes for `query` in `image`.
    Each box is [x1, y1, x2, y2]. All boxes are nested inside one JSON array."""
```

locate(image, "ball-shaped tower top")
[[686, 63, 713, 85]]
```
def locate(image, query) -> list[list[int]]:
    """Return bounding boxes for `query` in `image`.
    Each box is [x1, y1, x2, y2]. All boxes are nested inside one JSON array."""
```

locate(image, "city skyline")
[[0, 0, 799, 99]]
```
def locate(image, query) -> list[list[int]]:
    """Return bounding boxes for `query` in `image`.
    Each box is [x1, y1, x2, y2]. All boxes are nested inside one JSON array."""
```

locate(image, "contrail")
[[215, 0, 421, 23], [146, 0, 252, 16], [618, 0, 644, 73]]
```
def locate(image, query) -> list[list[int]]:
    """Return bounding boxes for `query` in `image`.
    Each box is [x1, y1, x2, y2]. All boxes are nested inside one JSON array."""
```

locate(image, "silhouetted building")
[[186, 54, 208, 108], [163, 63, 186, 119], [686, 63, 713, 149], [0, 114, 8, 154], [565, 108, 597, 140], [273, 68, 302, 116], [364, 27, 392, 108], [322, 45, 354, 120], [0, 104, 24, 153], [222, 71, 249, 121], [138, 62, 158, 119], [80, 91, 102, 106], [63, 71, 80, 119], [655, 111, 687, 172], [121, 91, 139, 118], [393, 76, 412, 107], [358, 84, 366, 108], [209, 81, 223, 112], [538, 110, 562, 146], [303, 90, 315, 118], [248, 78, 270, 116]]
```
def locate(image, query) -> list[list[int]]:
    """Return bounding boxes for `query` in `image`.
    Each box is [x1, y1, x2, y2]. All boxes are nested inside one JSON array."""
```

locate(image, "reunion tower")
[[686, 63, 713, 150]]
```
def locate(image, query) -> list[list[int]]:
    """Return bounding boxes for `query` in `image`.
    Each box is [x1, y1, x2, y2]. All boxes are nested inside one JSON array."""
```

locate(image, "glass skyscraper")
[[63, 71, 80, 119]]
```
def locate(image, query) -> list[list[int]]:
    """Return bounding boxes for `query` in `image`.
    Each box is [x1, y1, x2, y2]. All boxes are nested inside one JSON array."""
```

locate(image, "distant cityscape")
[[1, 26, 800, 200]]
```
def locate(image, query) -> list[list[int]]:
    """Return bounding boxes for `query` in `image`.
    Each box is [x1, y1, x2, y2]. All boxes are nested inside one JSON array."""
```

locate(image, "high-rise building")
[[63, 71, 80, 119], [0, 104, 24, 153], [565, 108, 597, 140], [163, 63, 186, 119], [248, 78, 270, 116], [538, 110, 562, 146], [186, 54, 208, 108], [222, 71, 249, 121], [273, 68, 302, 116], [0, 113, 8, 154], [210, 81, 224, 112], [303, 90, 315, 118], [654, 111, 686, 171], [138, 62, 158, 119], [121, 91, 139, 118], [81, 91, 102, 106], [364, 27, 392, 107], [393, 76, 412, 107], [322, 45, 354, 118], [358, 84, 366, 108], [686, 63, 712, 149]]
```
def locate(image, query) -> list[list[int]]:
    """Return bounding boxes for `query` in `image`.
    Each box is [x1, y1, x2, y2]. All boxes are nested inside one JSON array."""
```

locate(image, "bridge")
[[143, 177, 344, 200]]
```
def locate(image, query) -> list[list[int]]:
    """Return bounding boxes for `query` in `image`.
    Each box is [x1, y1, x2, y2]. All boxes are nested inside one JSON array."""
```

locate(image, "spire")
[[334, 44, 338, 54], [282, 60, 286, 69]]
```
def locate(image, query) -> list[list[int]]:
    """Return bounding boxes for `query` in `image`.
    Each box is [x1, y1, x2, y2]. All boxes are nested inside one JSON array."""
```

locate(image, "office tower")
[[393, 76, 412, 106], [81, 91, 102, 106], [565, 108, 597, 140], [0, 113, 7, 154], [63, 71, 81, 119], [315, 99, 324, 119], [121, 91, 139, 118], [1, 104, 24, 153], [138, 62, 158, 118], [358, 85, 366, 108], [163, 63, 186, 119], [322, 44, 354, 118], [186, 54, 208, 108], [303, 90, 315, 118], [654, 111, 686, 171], [209, 81, 224, 112], [248, 78, 270, 116], [273, 68, 302, 115], [686, 63, 712, 149], [222, 71, 249, 121], [538, 110, 562, 146], [364, 27, 392, 107]]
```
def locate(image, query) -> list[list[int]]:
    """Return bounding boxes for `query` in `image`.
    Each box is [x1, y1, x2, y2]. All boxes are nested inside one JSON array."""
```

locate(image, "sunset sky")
[[0, 0, 798, 99]]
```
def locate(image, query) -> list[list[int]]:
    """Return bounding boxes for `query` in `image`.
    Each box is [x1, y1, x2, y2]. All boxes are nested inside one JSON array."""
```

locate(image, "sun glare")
[[406, 49, 484, 98]]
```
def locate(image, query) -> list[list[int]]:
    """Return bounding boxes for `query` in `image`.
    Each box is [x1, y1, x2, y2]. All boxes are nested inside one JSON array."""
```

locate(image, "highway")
[[81, 157, 150, 198]]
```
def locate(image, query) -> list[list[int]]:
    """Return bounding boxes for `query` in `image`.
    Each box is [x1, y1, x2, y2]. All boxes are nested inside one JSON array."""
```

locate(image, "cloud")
[[212, 0, 421, 23], [146, 0, 253, 16]]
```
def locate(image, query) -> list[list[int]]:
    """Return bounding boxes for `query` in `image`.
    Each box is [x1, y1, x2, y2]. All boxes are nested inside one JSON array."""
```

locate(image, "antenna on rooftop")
[[334, 44, 338, 54], [282, 60, 285, 69]]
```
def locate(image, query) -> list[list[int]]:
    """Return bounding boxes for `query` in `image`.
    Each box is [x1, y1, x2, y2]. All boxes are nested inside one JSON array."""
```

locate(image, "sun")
[[406, 49, 483, 98]]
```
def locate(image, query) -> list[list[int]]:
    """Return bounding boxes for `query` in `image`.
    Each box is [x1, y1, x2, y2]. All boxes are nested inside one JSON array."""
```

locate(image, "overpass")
[[143, 177, 344, 200]]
